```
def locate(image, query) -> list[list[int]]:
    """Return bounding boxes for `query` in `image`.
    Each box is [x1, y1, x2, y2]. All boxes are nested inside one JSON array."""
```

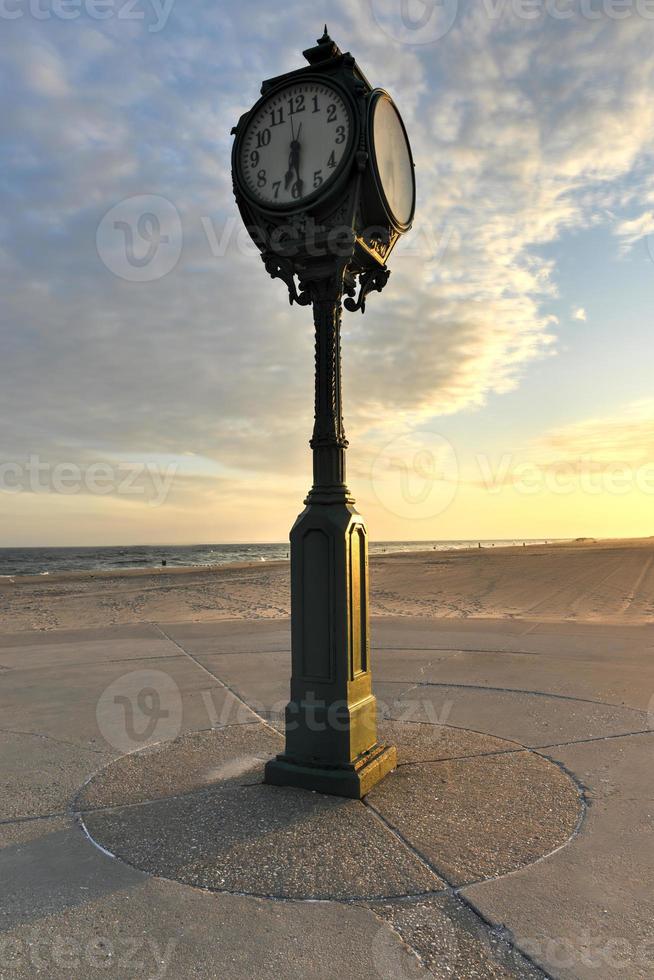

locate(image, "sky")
[[1, 0, 654, 545]]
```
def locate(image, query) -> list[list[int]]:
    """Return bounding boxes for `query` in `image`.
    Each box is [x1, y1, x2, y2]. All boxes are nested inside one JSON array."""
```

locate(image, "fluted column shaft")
[[308, 281, 351, 499]]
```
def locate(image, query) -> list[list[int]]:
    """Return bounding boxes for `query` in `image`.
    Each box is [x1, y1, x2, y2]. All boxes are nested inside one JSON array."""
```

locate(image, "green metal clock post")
[[231, 29, 415, 798]]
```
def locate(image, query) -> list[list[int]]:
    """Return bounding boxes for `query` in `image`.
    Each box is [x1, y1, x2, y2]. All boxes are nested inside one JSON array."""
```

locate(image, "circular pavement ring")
[[76, 722, 583, 902]]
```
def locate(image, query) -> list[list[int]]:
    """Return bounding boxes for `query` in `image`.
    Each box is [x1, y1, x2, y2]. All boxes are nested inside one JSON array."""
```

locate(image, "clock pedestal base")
[[265, 743, 397, 800], [264, 495, 396, 799]]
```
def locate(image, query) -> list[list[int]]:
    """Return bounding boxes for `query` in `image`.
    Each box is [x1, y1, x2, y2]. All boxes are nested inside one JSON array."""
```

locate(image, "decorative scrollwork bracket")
[[343, 266, 391, 315], [262, 252, 312, 307]]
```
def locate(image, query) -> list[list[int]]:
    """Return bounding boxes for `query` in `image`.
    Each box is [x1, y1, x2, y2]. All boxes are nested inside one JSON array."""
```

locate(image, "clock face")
[[238, 80, 353, 209], [370, 93, 415, 230]]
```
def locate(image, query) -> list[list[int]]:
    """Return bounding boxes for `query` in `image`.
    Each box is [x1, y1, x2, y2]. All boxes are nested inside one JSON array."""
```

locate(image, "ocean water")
[[0, 540, 552, 577]]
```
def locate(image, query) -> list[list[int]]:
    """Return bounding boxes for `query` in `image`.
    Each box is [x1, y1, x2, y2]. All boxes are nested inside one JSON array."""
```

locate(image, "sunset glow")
[[2, 3, 653, 544]]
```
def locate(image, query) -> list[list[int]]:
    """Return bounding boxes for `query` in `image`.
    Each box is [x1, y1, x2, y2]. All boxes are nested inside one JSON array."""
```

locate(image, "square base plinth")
[[264, 744, 397, 799]]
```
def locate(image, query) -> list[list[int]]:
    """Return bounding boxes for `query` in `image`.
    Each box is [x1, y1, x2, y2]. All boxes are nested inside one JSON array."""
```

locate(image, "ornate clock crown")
[[303, 25, 342, 65]]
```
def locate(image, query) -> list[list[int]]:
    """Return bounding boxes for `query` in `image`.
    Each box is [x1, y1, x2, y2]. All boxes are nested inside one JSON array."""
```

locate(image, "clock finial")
[[304, 27, 341, 65]]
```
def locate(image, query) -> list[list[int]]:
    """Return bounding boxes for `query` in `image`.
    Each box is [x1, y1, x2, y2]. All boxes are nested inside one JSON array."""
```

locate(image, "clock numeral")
[[313, 170, 323, 189], [272, 181, 281, 200], [249, 150, 260, 168], [327, 151, 337, 169], [291, 181, 302, 200], [270, 107, 285, 127], [287, 94, 305, 115], [312, 95, 320, 113], [257, 169, 267, 188], [335, 125, 346, 145], [327, 104, 337, 123], [256, 129, 271, 148]]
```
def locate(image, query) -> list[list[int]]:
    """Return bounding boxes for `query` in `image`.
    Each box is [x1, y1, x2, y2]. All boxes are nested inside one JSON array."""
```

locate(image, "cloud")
[[572, 307, 587, 322], [533, 398, 654, 465], [1, 2, 654, 538], [464, 398, 654, 494], [336, 6, 654, 427], [615, 210, 654, 249]]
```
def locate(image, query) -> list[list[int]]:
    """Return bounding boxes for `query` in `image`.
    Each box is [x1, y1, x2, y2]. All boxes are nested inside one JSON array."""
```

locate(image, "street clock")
[[231, 27, 415, 311], [230, 30, 416, 799]]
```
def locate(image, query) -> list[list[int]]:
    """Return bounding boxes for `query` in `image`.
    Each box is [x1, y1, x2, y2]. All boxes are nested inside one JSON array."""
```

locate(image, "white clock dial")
[[370, 93, 415, 231], [239, 81, 352, 207]]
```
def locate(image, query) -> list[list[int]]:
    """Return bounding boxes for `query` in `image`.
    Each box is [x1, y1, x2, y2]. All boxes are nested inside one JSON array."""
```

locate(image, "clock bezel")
[[233, 74, 359, 216], [367, 89, 416, 234]]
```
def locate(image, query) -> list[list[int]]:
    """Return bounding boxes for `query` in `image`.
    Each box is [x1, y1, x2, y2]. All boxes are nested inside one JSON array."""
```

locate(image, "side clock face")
[[238, 80, 353, 209], [369, 91, 416, 232]]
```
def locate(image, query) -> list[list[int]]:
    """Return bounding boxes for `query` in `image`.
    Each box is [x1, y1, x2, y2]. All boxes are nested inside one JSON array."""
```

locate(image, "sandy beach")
[[2, 537, 652, 633]]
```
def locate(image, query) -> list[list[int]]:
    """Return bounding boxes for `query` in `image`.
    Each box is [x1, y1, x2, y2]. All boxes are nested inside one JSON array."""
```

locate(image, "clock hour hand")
[[285, 141, 299, 190], [285, 121, 304, 195]]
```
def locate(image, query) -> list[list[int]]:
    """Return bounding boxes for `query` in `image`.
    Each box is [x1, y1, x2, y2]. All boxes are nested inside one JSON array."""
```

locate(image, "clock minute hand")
[[285, 141, 299, 190], [294, 123, 302, 177], [291, 122, 303, 197]]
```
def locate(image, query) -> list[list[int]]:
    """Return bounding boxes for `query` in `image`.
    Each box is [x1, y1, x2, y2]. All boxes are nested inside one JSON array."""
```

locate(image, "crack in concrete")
[[454, 891, 552, 980], [2, 654, 184, 671], [363, 799, 447, 891], [397, 747, 525, 768], [531, 728, 654, 750], [376, 644, 543, 657], [76, 805, 455, 905], [391, 679, 648, 715], [151, 623, 277, 735], [0, 727, 107, 755], [0, 811, 68, 827], [415, 680, 646, 709], [389, 718, 530, 753], [352, 900, 440, 979], [460, 756, 589, 898], [362, 798, 553, 979]]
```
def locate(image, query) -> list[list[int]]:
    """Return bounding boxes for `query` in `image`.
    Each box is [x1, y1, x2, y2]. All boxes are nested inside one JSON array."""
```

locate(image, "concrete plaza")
[[1, 616, 653, 978]]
